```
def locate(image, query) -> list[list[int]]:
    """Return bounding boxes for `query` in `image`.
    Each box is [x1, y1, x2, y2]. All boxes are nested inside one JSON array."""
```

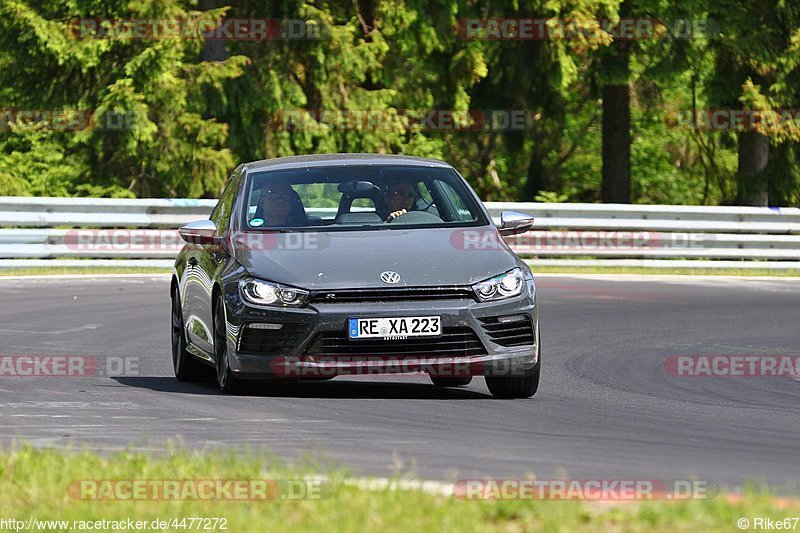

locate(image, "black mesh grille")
[[478, 315, 535, 347], [238, 323, 307, 354], [306, 326, 487, 357], [308, 287, 475, 303]]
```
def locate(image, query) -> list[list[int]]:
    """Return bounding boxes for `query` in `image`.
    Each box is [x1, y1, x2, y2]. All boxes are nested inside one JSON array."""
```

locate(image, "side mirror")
[[178, 220, 218, 245], [498, 211, 534, 236]]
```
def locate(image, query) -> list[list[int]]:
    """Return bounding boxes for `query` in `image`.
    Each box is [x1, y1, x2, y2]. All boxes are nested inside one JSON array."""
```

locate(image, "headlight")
[[472, 268, 524, 302], [239, 278, 309, 307]]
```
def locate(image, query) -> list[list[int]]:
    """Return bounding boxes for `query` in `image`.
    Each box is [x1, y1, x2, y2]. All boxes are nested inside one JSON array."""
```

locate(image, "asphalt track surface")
[[1, 274, 798, 490]]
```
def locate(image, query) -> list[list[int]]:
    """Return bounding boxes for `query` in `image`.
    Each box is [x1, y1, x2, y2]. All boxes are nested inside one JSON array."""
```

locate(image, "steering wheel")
[[387, 210, 444, 224]]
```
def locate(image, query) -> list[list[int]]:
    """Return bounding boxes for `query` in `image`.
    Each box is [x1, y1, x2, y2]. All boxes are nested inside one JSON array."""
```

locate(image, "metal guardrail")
[[0, 196, 799, 269], [0, 197, 216, 228]]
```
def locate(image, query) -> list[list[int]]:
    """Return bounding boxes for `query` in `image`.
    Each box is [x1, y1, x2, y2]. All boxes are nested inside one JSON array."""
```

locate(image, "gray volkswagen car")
[[171, 154, 540, 398]]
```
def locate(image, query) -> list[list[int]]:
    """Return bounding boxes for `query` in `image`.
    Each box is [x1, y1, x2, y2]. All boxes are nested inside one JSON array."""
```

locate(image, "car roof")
[[243, 153, 452, 173]]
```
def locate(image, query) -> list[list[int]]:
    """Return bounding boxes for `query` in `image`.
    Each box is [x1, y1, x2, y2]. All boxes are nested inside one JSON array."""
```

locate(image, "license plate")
[[348, 316, 441, 340]]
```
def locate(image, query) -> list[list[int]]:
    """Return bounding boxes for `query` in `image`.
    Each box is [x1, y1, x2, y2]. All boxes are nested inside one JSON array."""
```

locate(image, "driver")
[[384, 180, 416, 222], [257, 182, 296, 227]]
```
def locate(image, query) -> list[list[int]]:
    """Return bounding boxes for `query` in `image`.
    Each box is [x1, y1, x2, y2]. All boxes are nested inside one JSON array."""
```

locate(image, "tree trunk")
[[601, 83, 631, 203], [200, 0, 227, 62], [735, 131, 769, 206], [521, 144, 548, 201], [600, 0, 632, 204]]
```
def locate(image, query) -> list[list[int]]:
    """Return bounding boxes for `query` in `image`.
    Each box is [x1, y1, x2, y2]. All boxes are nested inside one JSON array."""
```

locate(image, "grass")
[[1, 446, 796, 532]]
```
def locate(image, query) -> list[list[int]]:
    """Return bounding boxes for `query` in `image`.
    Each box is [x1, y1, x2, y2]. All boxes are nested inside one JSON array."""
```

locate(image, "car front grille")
[[305, 326, 487, 358], [238, 322, 307, 354], [478, 315, 535, 347], [308, 287, 476, 303]]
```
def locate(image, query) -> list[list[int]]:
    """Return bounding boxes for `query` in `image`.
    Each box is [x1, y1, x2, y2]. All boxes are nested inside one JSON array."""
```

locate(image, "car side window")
[[211, 178, 237, 231], [413, 181, 440, 217], [436, 180, 475, 222], [417, 181, 434, 204]]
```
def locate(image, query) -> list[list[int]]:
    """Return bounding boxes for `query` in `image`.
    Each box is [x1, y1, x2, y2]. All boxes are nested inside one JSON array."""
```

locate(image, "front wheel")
[[485, 334, 541, 399], [214, 297, 243, 393], [485, 364, 540, 399]]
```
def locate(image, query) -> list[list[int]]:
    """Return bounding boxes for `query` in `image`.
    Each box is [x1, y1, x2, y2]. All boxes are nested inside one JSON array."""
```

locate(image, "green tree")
[[706, 0, 800, 205], [0, 0, 247, 197]]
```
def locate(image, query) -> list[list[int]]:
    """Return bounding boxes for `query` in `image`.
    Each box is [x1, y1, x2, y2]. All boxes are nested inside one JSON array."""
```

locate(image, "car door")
[[183, 170, 241, 353]]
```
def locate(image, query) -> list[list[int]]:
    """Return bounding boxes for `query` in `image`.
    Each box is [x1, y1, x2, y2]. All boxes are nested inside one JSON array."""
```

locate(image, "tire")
[[214, 297, 243, 393], [430, 376, 472, 387], [485, 335, 541, 399], [171, 290, 211, 382]]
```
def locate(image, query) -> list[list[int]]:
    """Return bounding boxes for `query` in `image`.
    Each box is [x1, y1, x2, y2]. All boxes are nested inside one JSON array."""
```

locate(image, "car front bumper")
[[220, 281, 539, 380]]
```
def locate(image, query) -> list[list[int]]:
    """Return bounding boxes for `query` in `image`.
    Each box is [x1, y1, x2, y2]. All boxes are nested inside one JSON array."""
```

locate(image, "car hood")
[[231, 226, 519, 290]]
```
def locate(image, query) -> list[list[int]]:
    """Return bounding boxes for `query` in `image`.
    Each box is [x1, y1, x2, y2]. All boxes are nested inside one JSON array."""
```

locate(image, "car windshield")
[[241, 165, 486, 231]]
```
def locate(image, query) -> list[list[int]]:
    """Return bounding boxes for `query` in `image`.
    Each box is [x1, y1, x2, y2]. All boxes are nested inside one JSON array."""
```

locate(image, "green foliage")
[[2, 445, 799, 531], [0, 0, 245, 198], [0, 0, 798, 205]]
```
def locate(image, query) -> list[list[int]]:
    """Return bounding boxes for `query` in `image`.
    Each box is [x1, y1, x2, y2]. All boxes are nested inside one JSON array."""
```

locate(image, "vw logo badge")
[[380, 271, 401, 284]]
